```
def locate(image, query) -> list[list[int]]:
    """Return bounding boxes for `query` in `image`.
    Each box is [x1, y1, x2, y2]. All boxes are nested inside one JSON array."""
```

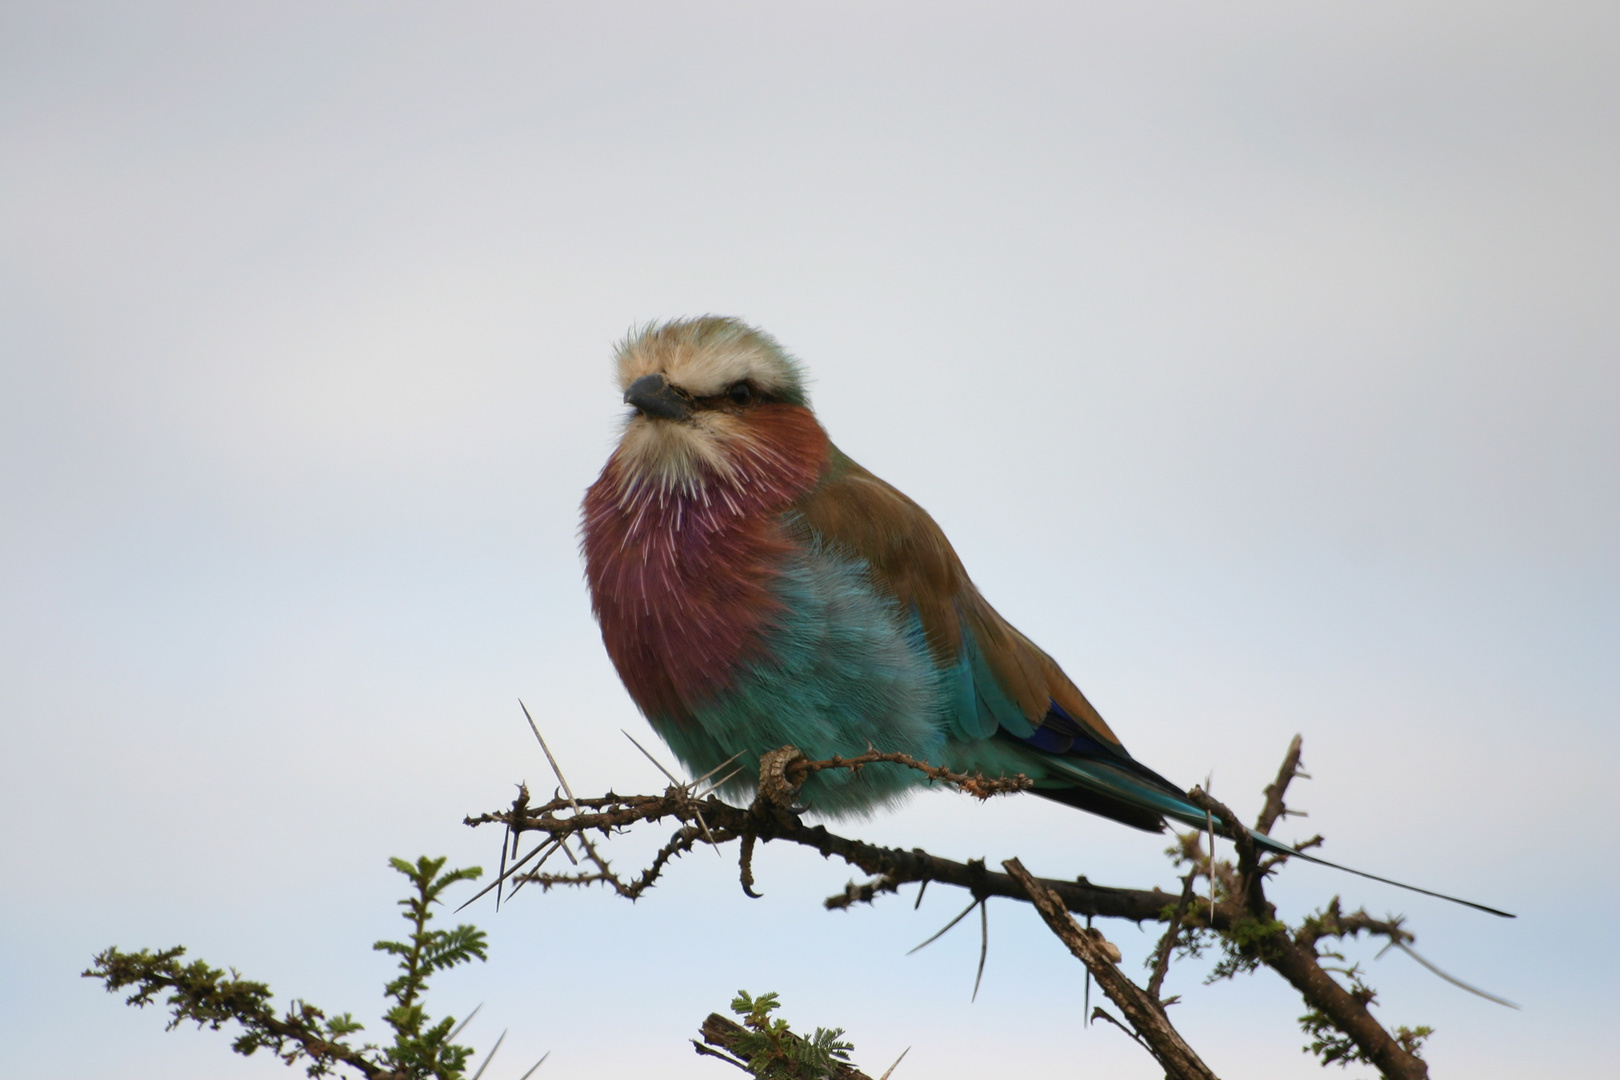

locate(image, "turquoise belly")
[[649, 542, 948, 817]]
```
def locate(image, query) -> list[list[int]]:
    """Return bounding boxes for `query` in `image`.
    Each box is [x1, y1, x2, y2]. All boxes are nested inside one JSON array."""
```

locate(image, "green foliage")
[[374, 856, 490, 1078], [726, 991, 855, 1080], [1392, 1026, 1435, 1059], [85, 856, 486, 1080], [1158, 828, 1435, 1067], [1206, 912, 1288, 983], [1153, 900, 1214, 968], [1297, 962, 1433, 1068], [82, 946, 370, 1077]]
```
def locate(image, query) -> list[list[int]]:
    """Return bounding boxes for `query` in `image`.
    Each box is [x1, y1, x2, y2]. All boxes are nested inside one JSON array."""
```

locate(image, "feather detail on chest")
[[581, 403, 832, 720]]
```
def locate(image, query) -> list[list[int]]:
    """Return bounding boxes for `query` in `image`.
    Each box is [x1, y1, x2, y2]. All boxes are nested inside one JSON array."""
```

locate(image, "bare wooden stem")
[[1256, 733, 1305, 835], [469, 736, 1447, 1079], [1004, 858, 1219, 1080], [1146, 871, 1197, 1003], [1188, 785, 1430, 1080]]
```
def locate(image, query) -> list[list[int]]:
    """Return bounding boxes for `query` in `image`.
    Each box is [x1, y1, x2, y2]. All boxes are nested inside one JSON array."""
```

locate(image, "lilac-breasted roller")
[[582, 316, 1507, 915]]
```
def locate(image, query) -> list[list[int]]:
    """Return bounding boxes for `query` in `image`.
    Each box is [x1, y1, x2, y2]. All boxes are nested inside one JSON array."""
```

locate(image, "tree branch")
[[699, 1014, 873, 1080], [1187, 785, 1430, 1080], [1146, 871, 1198, 1003], [464, 748, 1188, 925], [469, 736, 1450, 1079], [1255, 733, 1305, 836], [466, 783, 1190, 924], [1003, 859, 1219, 1080]]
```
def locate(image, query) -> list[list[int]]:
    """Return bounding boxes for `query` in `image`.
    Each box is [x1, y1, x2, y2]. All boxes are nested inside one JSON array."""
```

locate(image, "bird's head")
[[610, 316, 815, 493]]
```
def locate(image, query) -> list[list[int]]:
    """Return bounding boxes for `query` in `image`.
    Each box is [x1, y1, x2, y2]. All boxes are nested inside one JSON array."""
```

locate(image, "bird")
[[581, 315, 1508, 916]]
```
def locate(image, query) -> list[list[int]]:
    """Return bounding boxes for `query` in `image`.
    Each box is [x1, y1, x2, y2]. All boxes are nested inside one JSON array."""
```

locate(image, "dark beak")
[[624, 373, 693, 421]]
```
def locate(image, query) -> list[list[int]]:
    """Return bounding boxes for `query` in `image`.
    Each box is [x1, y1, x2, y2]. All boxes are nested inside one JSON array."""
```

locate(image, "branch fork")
[[469, 723, 1475, 1079]]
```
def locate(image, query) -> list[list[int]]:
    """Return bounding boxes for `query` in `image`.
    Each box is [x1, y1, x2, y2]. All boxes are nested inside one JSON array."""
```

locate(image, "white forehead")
[[614, 316, 806, 400]]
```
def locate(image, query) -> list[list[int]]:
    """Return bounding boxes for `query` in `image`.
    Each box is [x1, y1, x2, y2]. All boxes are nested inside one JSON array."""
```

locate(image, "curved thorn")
[[694, 808, 722, 857], [621, 728, 682, 786], [446, 1002, 483, 1043], [520, 700, 580, 813], [694, 766, 745, 800], [877, 1046, 910, 1080], [457, 840, 559, 912], [689, 751, 746, 789], [1393, 942, 1520, 1008], [971, 899, 989, 1002], [468, 1029, 507, 1080], [907, 897, 978, 955], [496, 827, 510, 911]]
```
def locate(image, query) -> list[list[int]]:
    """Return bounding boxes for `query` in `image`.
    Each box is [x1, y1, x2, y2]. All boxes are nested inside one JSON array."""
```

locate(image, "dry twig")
[[1003, 858, 1219, 1080], [1187, 785, 1432, 1080], [469, 731, 1483, 1079]]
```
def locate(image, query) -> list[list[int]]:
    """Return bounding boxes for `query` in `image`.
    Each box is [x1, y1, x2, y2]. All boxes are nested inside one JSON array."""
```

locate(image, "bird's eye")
[[727, 382, 753, 405]]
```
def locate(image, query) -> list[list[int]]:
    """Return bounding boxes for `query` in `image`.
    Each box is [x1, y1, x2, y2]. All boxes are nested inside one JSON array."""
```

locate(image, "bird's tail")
[[1236, 829, 1513, 917], [1042, 754, 1515, 919]]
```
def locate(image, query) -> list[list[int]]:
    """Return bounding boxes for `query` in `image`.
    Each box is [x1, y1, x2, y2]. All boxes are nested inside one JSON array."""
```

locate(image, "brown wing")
[[792, 447, 1126, 750]]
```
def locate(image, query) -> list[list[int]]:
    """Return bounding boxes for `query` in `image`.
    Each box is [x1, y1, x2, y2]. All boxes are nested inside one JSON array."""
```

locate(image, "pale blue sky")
[[2, 3, 1616, 1078]]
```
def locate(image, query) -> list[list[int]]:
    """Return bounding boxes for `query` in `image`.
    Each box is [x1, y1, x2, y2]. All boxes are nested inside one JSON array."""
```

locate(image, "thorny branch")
[[1146, 871, 1198, 1004], [1186, 782, 1432, 1080], [1004, 858, 1219, 1080], [1256, 732, 1306, 836], [467, 735, 1488, 1079], [464, 746, 1181, 922], [790, 749, 1033, 799]]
